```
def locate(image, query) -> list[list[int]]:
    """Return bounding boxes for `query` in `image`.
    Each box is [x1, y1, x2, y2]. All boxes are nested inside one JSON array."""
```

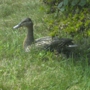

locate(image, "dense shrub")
[[41, 0, 90, 38], [43, 9, 90, 38], [42, 0, 90, 13]]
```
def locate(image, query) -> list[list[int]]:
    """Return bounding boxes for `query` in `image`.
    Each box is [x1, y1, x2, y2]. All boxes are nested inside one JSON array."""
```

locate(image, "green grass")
[[0, 0, 90, 90]]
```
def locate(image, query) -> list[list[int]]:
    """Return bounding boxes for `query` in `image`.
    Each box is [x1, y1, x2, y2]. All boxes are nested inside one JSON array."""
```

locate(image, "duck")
[[13, 18, 77, 55]]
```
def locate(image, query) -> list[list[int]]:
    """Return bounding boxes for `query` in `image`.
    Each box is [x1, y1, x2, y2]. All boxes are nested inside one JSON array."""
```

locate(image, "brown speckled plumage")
[[13, 18, 77, 54]]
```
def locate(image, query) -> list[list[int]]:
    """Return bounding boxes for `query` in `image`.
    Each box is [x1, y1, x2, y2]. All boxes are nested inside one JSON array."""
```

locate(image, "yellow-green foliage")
[[61, 10, 90, 37], [43, 9, 90, 38]]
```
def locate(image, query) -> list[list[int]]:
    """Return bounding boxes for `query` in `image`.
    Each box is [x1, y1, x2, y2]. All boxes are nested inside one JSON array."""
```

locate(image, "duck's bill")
[[13, 24, 21, 29]]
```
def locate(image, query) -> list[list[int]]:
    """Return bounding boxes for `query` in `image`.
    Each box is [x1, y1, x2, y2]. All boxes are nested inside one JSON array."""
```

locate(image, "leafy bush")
[[43, 9, 90, 37], [61, 10, 90, 37], [58, 0, 90, 13], [42, 0, 90, 13], [41, 0, 90, 37]]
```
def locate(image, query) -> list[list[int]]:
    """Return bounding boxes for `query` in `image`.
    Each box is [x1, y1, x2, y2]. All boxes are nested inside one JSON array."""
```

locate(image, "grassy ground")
[[0, 0, 90, 90]]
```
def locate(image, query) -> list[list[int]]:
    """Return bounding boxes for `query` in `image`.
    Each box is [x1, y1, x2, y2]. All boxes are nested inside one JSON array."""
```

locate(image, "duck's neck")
[[27, 26, 34, 43], [23, 26, 34, 49]]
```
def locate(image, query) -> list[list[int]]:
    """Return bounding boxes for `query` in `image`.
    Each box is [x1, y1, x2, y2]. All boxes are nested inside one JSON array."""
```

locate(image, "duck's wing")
[[35, 36, 52, 47], [50, 38, 73, 48], [46, 38, 77, 52]]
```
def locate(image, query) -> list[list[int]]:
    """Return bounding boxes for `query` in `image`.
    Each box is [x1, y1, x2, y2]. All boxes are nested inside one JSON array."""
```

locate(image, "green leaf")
[[58, 1, 63, 8], [71, 0, 79, 6], [79, 0, 87, 6], [63, 0, 68, 6], [60, 7, 65, 11]]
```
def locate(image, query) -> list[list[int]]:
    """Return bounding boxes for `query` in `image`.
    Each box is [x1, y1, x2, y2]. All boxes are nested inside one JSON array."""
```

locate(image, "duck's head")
[[13, 18, 33, 29]]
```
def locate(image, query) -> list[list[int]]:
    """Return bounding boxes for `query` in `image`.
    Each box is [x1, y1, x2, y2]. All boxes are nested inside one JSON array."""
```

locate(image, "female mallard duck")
[[13, 18, 77, 54]]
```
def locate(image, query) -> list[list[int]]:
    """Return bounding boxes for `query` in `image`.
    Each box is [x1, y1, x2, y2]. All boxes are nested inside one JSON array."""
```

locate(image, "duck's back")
[[46, 38, 76, 54], [35, 36, 52, 48], [34, 36, 75, 52]]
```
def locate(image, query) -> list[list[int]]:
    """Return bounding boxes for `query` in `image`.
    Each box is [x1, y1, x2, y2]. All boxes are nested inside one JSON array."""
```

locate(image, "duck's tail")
[[68, 44, 78, 48]]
